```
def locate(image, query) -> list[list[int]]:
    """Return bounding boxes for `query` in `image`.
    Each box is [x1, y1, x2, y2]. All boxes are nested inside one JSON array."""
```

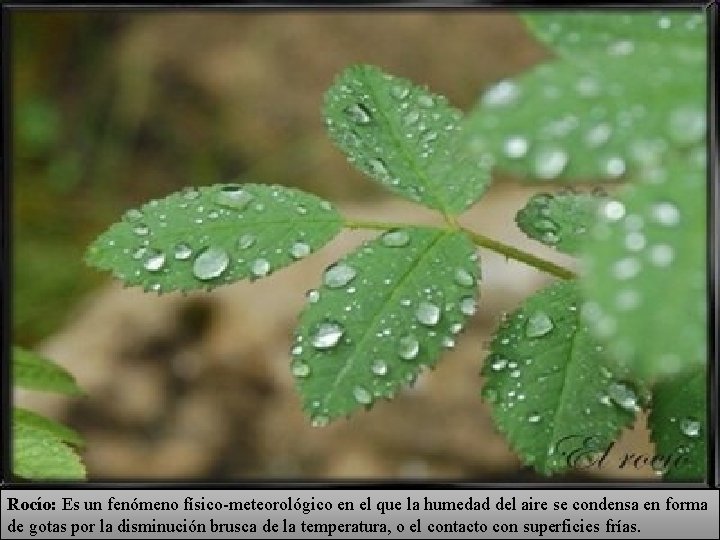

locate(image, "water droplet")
[[312, 321, 345, 350], [509, 369, 521, 378], [650, 202, 680, 227], [368, 158, 389, 178], [601, 156, 626, 178], [612, 257, 641, 280], [490, 357, 508, 371], [174, 243, 193, 260], [125, 208, 143, 222], [390, 84, 409, 100], [398, 335, 420, 360], [541, 231, 559, 245], [323, 263, 357, 288], [216, 185, 254, 210], [600, 200, 626, 221], [291, 344, 303, 356], [416, 301, 441, 327], [680, 417, 701, 438], [132, 247, 147, 260], [143, 249, 166, 272], [290, 242, 311, 260], [503, 136, 529, 158], [133, 224, 150, 236], [182, 187, 200, 200], [371, 359, 388, 376], [533, 148, 568, 179], [482, 80, 520, 107], [291, 361, 310, 378], [417, 94, 434, 108], [649, 244, 674, 267], [607, 39, 635, 56], [658, 16, 671, 29], [238, 234, 256, 250], [459, 296, 477, 316], [525, 311, 554, 338], [607, 381, 639, 412], [311, 415, 330, 428], [450, 322, 463, 334], [251, 258, 271, 277], [454, 268, 475, 288], [615, 289, 641, 311], [441, 336, 455, 349], [527, 413, 541, 423], [353, 385, 373, 405], [382, 229, 410, 247], [344, 103, 372, 125], [624, 232, 646, 251], [667, 106, 706, 145], [306, 289, 320, 303], [584, 123, 612, 147], [403, 110, 420, 125], [192, 246, 230, 280]]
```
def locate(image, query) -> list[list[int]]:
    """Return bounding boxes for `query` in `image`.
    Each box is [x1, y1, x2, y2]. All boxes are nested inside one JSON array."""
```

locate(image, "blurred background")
[[12, 10, 654, 480]]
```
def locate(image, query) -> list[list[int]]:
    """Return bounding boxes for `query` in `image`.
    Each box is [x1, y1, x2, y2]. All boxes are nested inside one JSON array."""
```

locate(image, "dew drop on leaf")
[[459, 296, 477, 316], [390, 84, 409, 100], [679, 417, 701, 438], [503, 136, 529, 158], [371, 359, 388, 376], [173, 243, 193, 260], [527, 413, 542, 423], [381, 229, 410, 247], [237, 234, 256, 250], [133, 224, 150, 236], [215, 186, 255, 210], [143, 249, 166, 272], [323, 263, 357, 288], [353, 385, 373, 405], [312, 321, 345, 350], [490, 357, 508, 371], [311, 415, 330, 428], [525, 311, 554, 338], [251, 258, 271, 278], [306, 289, 320, 303], [454, 268, 475, 287], [607, 381, 639, 412], [416, 301, 441, 327], [125, 208, 143, 222], [192, 246, 230, 281], [290, 242, 311, 260], [650, 202, 681, 227], [291, 361, 311, 378], [648, 244, 674, 267], [398, 335, 420, 360], [344, 103, 372, 125], [533, 148, 568, 179]]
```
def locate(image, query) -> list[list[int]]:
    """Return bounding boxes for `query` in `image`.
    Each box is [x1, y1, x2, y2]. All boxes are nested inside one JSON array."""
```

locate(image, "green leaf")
[[13, 423, 86, 480], [293, 228, 480, 423], [515, 190, 602, 255], [581, 158, 706, 381], [86, 183, 343, 293], [523, 12, 705, 59], [481, 280, 636, 475], [649, 367, 706, 481], [13, 346, 83, 396], [324, 64, 491, 215], [464, 46, 705, 182], [13, 408, 84, 448]]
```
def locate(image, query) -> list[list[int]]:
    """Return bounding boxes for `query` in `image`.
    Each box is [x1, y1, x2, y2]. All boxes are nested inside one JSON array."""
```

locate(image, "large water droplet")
[[251, 258, 271, 278], [344, 103, 372, 125], [607, 381, 639, 412], [143, 249, 166, 272], [324, 263, 357, 288], [216, 185, 254, 210], [192, 246, 230, 280], [382, 229, 410, 247], [371, 359, 388, 376], [459, 296, 477, 316], [290, 242, 311, 260], [454, 268, 475, 288], [525, 311, 554, 338], [174, 243, 193, 260], [398, 335, 420, 360], [312, 322, 345, 349], [680, 417, 701, 438], [353, 385, 373, 405], [416, 301, 441, 327]]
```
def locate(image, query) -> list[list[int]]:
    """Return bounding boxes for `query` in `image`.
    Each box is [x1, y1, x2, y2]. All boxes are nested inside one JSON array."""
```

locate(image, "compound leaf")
[[481, 280, 636, 475], [86, 184, 343, 293], [581, 158, 706, 381], [13, 422, 86, 480], [649, 367, 706, 481], [515, 190, 602, 255], [324, 64, 491, 215], [13, 408, 84, 448], [464, 14, 705, 182], [293, 228, 480, 423], [13, 346, 83, 396]]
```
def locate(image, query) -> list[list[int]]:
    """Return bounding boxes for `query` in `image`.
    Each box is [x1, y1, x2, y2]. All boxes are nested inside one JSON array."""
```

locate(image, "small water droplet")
[[680, 417, 701, 438], [600, 200, 626, 221], [648, 244, 674, 267], [509, 369, 521, 378], [291, 344, 303, 356], [525, 311, 554, 338], [344, 103, 372, 125], [416, 301, 441, 327], [371, 359, 388, 376], [601, 156, 626, 178], [390, 84, 409, 100], [291, 361, 310, 378], [398, 335, 420, 360], [441, 336, 455, 349], [290, 242, 311, 260], [650, 201, 680, 227], [216, 185, 254, 210], [527, 413, 541, 423], [306, 289, 320, 303], [174, 243, 193, 260], [490, 357, 508, 371], [459, 296, 477, 316], [192, 246, 230, 280], [353, 385, 373, 405], [368, 158, 389, 178], [382, 229, 410, 247], [482, 80, 520, 107], [311, 414, 330, 427], [533, 148, 568, 179], [238, 234, 256, 250], [607, 381, 639, 412], [251, 258, 271, 278], [482, 387, 498, 403], [607, 39, 635, 56], [417, 94, 434, 108], [312, 321, 345, 349], [125, 208, 143, 222], [612, 257, 641, 280], [143, 249, 166, 272], [454, 268, 475, 288], [585, 123, 612, 147], [667, 106, 706, 145], [503, 136, 529, 158], [323, 263, 357, 288], [133, 224, 150, 236]]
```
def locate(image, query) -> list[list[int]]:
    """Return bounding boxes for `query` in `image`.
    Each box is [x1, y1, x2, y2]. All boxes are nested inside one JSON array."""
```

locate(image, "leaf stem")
[[343, 218, 576, 280]]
